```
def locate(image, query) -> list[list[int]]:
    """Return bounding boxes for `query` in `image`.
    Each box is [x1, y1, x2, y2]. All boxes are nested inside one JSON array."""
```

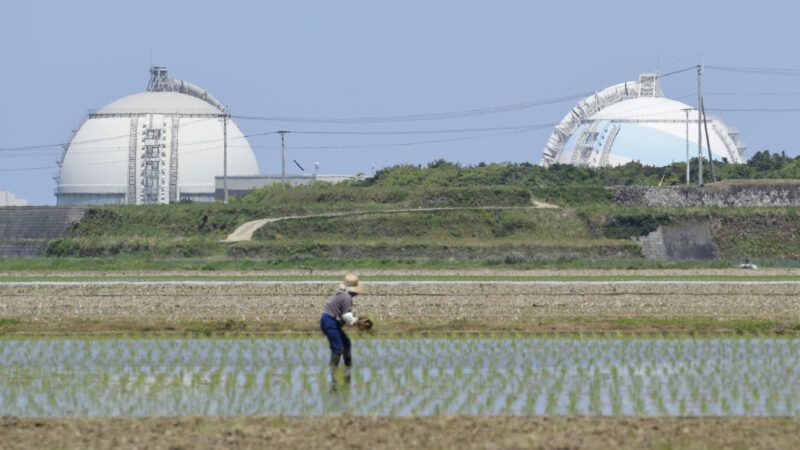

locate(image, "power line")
[[281, 124, 553, 136], [251, 125, 554, 150], [0, 124, 551, 155], [0, 117, 215, 152], [1, 78, 795, 154], [231, 92, 592, 124], [0, 125, 552, 172], [706, 65, 800, 77], [0, 123, 556, 159], [655, 66, 697, 79], [583, 94, 695, 118], [704, 91, 800, 96], [0, 134, 129, 152], [707, 108, 800, 112], [5, 68, 800, 164], [0, 141, 234, 172], [0, 129, 282, 155], [0, 165, 55, 172]]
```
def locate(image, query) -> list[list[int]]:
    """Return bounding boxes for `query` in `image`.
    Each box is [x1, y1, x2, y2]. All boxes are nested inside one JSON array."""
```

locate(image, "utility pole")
[[278, 130, 289, 182], [700, 96, 717, 183], [696, 64, 703, 186], [223, 114, 229, 204], [683, 109, 690, 185]]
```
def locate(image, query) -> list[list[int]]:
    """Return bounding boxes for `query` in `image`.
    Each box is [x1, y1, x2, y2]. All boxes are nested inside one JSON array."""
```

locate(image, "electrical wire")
[[0, 129, 281, 155], [704, 91, 800, 96], [252, 125, 554, 150], [706, 65, 800, 77], [274, 124, 553, 136], [706, 108, 800, 112], [0, 134, 130, 152], [0, 125, 552, 172], [231, 92, 592, 124], [0, 165, 55, 172], [0, 117, 217, 153], [655, 66, 697, 79], [0, 124, 552, 156], [4, 68, 799, 168]]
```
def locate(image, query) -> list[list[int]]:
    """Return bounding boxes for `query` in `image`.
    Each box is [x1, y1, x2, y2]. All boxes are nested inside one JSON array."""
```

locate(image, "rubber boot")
[[343, 349, 353, 385], [329, 353, 342, 391]]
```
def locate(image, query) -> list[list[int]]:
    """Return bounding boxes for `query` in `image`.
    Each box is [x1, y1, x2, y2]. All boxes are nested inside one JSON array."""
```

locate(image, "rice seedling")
[[1, 336, 798, 417]]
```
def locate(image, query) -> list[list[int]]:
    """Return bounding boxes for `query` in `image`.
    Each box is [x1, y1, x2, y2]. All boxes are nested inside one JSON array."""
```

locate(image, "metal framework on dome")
[[145, 66, 228, 114], [540, 73, 745, 167], [541, 74, 660, 166], [55, 68, 257, 207]]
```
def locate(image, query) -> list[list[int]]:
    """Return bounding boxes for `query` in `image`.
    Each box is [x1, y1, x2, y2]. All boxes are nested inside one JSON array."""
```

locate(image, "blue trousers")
[[320, 313, 351, 357]]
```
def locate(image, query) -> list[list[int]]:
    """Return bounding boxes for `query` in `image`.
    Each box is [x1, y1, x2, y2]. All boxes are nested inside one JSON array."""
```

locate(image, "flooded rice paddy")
[[2, 337, 798, 417]]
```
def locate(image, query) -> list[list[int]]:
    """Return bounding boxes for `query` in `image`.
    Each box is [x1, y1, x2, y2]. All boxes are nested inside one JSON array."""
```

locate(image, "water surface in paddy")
[[2, 338, 798, 417]]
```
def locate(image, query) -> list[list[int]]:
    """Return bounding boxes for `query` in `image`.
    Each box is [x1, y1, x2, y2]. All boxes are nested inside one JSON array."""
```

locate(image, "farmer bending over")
[[320, 273, 364, 388]]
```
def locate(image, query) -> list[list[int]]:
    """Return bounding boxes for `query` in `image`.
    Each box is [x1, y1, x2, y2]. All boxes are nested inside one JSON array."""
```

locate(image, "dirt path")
[[221, 205, 558, 243], [1, 416, 797, 450]]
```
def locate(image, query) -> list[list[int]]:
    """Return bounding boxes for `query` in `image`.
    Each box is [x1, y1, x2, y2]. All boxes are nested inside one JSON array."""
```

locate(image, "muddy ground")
[[1, 276, 799, 335], [2, 271, 799, 449], [1, 416, 798, 450]]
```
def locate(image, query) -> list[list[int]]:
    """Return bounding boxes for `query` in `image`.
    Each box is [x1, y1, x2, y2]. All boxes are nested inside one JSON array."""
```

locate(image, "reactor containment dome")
[[540, 74, 745, 168], [56, 67, 258, 205]]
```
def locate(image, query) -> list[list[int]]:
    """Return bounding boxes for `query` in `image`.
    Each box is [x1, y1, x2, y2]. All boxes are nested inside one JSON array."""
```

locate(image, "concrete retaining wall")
[[0, 206, 86, 257], [614, 183, 800, 207], [635, 222, 718, 260]]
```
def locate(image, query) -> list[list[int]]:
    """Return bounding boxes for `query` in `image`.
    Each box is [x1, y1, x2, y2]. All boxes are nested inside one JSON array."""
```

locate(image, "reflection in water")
[[1, 338, 798, 417]]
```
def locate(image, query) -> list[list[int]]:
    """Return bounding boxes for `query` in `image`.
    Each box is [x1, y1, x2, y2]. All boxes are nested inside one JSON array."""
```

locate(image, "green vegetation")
[[579, 208, 676, 239], [364, 152, 800, 195], [23, 152, 800, 269], [229, 207, 638, 262], [3, 317, 800, 337], [609, 318, 781, 334], [0, 319, 21, 332], [253, 209, 584, 241], [3, 270, 800, 283], [0, 254, 760, 272], [3, 338, 799, 417]]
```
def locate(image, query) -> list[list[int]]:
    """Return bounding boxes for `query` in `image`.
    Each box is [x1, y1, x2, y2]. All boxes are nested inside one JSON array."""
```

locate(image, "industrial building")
[[54, 68, 749, 206], [0, 191, 28, 207], [56, 67, 258, 205], [213, 174, 365, 201], [541, 73, 745, 167]]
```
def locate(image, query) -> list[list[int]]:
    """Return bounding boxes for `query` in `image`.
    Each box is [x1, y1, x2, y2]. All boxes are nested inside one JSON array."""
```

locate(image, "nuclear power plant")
[[52, 68, 750, 206], [55, 67, 258, 205], [541, 73, 746, 167]]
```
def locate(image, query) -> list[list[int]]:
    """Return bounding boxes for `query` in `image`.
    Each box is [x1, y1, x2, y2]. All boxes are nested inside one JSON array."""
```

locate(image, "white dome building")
[[56, 67, 258, 205], [541, 74, 745, 167]]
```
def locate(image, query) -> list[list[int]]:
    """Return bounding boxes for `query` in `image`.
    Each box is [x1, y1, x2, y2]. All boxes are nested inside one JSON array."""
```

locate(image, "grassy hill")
[[16, 154, 800, 270]]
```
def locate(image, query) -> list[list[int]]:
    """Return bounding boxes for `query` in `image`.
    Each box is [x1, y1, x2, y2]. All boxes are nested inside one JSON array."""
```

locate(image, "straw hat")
[[339, 273, 364, 294]]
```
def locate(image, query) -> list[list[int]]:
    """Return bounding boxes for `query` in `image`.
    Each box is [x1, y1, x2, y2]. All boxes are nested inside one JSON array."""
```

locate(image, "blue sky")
[[1, 0, 798, 204]]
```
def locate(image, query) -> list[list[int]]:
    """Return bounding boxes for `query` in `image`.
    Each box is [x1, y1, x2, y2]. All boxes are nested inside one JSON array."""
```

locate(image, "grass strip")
[[3, 274, 800, 282], [2, 317, 799, 338]]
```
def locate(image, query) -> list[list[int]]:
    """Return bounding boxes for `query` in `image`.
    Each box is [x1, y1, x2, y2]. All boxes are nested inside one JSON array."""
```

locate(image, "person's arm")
[[341, 311, 358, 326], [341, 293, 359, 325]]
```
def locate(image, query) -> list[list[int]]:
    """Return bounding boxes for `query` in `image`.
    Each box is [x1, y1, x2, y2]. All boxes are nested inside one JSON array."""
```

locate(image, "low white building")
[[213, 174, 366, 200], [0, 191, 28, 207]]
